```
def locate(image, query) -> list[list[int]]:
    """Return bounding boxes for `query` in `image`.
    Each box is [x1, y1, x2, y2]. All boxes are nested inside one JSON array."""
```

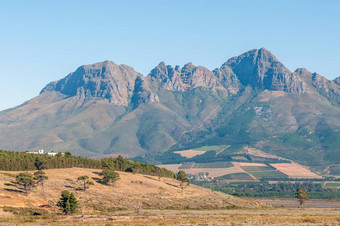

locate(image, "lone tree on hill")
[[33, 170, 48, 195], [16, 172, 35, 195], [101, 168, 120, 185], [176, 170, 190, 189], [295, 187, 308, 207], [57, 190, 78, 214], [77, 175, 94, 191]]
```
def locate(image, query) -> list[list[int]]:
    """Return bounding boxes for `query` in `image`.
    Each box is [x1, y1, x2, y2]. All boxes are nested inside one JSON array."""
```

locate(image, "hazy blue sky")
[[1, 0, 340, 110]]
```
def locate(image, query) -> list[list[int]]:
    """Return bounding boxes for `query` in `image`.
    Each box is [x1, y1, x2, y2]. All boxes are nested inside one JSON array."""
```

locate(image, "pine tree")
[[57, 190, 78, 214], [101, 169, 120, 185], [77, 175, 93, 191], [33, 170, 48, 195], [16, 172, 35, 195]]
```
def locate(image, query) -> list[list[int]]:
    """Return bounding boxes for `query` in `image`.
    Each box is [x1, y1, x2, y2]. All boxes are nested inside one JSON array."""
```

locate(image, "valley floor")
[[1, 207, 340, 225]]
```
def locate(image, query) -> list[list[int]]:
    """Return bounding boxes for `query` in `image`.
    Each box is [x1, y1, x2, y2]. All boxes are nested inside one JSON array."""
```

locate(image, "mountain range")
[[1, 48, 340, 170]]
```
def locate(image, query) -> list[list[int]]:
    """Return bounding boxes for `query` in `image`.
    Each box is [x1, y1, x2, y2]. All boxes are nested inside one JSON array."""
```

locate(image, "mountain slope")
[[0, 48, 340, 170]]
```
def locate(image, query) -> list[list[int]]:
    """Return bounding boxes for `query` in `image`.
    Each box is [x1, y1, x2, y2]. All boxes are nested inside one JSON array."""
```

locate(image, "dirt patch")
[[258, 90, 286, 102], [174, 150, 206, 158], [237, 162, 267, 167], [157, 164, 181, 172], [271, 163, 322, 178], [245, 146, 288, 161]]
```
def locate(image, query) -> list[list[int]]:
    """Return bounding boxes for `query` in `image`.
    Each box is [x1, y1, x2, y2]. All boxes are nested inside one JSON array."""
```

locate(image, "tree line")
[[0, 150, 175, 179], [196, 181, 340, 199]]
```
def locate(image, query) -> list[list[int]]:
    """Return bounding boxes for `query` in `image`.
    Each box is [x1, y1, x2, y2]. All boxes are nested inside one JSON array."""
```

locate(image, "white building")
[[27, 149, 58, 156]]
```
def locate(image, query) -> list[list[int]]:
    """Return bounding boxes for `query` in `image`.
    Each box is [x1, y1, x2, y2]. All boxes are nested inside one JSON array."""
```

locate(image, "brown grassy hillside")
[[0, 168, 260, 212]]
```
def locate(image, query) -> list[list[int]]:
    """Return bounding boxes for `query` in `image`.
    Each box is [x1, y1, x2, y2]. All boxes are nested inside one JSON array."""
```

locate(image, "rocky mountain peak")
[[40, 61, 142, 106], [225, 48, 305, 92], [334, 77, 340, 86], [148, 62, 231, 93]]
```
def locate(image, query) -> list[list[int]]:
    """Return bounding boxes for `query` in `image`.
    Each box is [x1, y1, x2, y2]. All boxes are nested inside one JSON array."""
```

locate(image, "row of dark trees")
[[0, 150, 175, 179], [198, 181, 339, 199]]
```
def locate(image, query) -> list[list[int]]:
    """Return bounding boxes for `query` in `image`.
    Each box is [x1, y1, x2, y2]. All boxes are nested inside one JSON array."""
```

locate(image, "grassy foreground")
[[1, 167, 339, 225], [1, 208, 340, 225]]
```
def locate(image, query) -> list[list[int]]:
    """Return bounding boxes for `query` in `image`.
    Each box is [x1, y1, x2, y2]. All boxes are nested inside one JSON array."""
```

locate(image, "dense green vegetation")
[[0, 150, 175, 179], [196, 182, 340, 199], [193, 161, 234, 168]]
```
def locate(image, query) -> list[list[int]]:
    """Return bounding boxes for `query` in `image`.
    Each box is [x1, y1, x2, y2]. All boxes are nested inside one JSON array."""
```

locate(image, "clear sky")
[[1, 0, 340, 110]]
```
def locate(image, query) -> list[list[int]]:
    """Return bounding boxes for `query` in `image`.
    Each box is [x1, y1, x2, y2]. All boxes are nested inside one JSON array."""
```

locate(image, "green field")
[[194, 146, 220, 151], [249, 171, 288, 179], [216, 173, 254, 180], [231, 156, 248, 161], [241, 166, 275, 172], [193, 162, 234, 168], [330, 165, 340, 175], [324, 182, 340, 189]]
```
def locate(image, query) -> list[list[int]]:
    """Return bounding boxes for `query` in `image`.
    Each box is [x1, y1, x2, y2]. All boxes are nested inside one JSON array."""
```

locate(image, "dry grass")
[[0, 168, 260, 212], [1, 208, 340, 225], [1, 168, 339, 225]]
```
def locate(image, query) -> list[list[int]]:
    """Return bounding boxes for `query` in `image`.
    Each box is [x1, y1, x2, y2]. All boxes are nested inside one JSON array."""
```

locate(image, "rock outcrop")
[[41, 61, 142, 106], [225, 48, 305, 92], [148, 62, 231, 94]]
